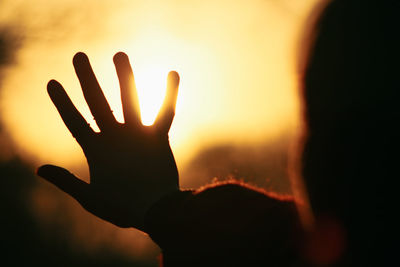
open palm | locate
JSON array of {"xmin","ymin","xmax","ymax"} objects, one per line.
[{"xmin": 38, "ymin": 52, "xmax": 180, "ymax": 231}]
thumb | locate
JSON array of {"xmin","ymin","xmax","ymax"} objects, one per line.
[{"xmin": 37, "ymin": 164, "xmax": 89, "ymax": 204}]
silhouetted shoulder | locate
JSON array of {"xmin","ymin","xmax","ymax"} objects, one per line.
[{"xmin": 145, "ymin": 181, "xmax": 301, "ymax": 266}]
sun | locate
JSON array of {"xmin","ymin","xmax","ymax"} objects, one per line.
[{"xmin": 133, "ymin": 64, "xmax": 170, "ymax": 126}]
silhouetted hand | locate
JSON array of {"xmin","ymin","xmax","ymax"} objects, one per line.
[{"xmin": 37, "ymin": 52, "xmax": 180, "ymax": 231}]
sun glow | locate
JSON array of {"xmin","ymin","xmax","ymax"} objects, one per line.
[
  {"xmin": 134, "ymin": 64, "xmax": 170, "ymax": 126},
  {"xmin": 0, "ymin": 0, "xmax": 319, "ymax": 173},
  {"xmin": 0, "ymin": 0, "xmax": 320, "ymax": 263}
]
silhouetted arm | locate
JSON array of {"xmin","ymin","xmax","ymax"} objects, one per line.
[{"xmin": 37, "ymin": 52, "xmax": 180, "ymax": 231}]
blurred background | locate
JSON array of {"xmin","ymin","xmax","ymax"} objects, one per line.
[{"xmin": 0, "ymin": 0, "xmax": 318, "ymax": 265}]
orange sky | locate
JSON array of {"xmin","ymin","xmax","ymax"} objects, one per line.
[{"xmin": 0, "ymin": 0, "xmax": 319, "ymax": 179}]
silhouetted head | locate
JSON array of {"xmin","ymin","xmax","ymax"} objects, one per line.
[{"xmin": 300, "ymin": 0, "xmax": 400, "ymax": 265}]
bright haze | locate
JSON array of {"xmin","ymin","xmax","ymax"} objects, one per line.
[
  {"xmin": 0, "ymin": 0, "xmax": 317, "ymax": 177},
  {"xmin": 0, "ymin": 0, "xmax": 320, "ymax": 264}
]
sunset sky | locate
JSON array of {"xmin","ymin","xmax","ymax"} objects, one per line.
[
  {"xmin": 0, "ymin": 0, "xmax": 318, "ymax": 178},
  {"xmin": 0, "ymin": 0, "xmax": 321, "ymax": 264}
]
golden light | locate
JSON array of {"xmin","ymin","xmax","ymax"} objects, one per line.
[
  {"xmin": 0, "ymin": 0, "xmax": 322, "ymax": 263},
  {"xmin": 0, "ymin": 0, "xmax": 320, "ymax": 174},
  {"xmin": 134, "ymin": 64, "xmax": 170, "ymax": 126}
]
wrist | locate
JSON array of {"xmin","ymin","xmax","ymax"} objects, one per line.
[{"xmin": 143, "ymin": 189, "xmax": 193, "ymax": 238}]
